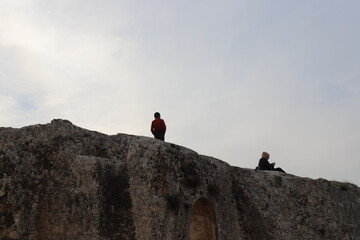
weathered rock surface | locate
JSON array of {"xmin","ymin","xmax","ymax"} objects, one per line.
[{"xmin": 1, "ymin": 119, "xmax": 359, "ymax": 240}]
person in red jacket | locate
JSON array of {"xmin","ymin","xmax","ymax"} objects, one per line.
[{"xmin": 151, "ymin": 112, "xmax": 166, "ymax": 141}]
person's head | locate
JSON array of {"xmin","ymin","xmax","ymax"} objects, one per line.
[
  {"xmin": 262, "ymin": 152, "xmax": 270, "ymax": 159},
  {"xmin": 154, "ymin": 112, "xmax": 161, "ymax": 118}
]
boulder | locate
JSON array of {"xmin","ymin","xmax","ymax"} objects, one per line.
[{"xmin": 1, "ymin": 119, "xmax": 359, "ymax": 239}]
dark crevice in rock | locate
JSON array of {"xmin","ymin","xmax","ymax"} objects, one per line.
[
  {"xmin": 97, "ymin": 162, "xmax": 136, "ymax": 240},
  {"xmin": 231, "ymin": 176, "xmax": 274, "ymax": 240}
]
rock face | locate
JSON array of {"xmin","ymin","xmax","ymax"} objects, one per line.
[{"xmin": 1, "ymin": 119, "xmax": 359, "ymax": 240}]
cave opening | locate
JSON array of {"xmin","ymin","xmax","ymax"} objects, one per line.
[{"xmin": 189, "ymin": 197, "xmax": 218, "ymax": 240}]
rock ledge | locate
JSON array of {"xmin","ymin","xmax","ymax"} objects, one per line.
[{"xmin": 1, "ymin": 119, "xmax": 359, "ymax": 240}]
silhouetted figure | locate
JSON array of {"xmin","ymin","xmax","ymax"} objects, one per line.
[
  {"xmin": 151, "ymin": 112, "xmax": 166, "ymax": 141},
  {"xmin": 256, "ymin": 152, "xmax": 286, "ymax": 173}
]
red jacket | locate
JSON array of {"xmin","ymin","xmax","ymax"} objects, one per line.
[{"xmin": 151, "ymin": 118, "xmax": 166, "ymax": 134}]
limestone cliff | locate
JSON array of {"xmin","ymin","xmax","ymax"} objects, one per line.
[{"xmin": 1, "ymin": 119, "xmax": 359, "ymax": 240}]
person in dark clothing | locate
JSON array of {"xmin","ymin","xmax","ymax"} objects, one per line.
[
  {"xmin": 257, "ymin": 152, "xmax": 286, "ymax": 173},
  {"xmin": 151, "ymin": 112, "xmax": 166, "ymax": 141}
]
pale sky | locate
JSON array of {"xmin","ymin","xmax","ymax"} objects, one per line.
[{"xmin": 1, "ymin": 0, "xmax": 360, "ymax": 186}]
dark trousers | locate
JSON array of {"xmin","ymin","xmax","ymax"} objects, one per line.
[
  {"xmin": 154, "ymin": 131, "xmax": 165, "ymax": 141},
  {"xmin": 274, "ymin": 167, "xmax": 286, "ymax": 173}
]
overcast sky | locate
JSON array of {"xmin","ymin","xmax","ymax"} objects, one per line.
[{"xmin": 1, "ymin": 0, "xmax": 360, "ymax": 186}]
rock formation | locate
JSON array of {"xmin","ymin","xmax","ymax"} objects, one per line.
[{"xmin": 1, "ymin": 119, "xmax": 359, "ymax": 240}]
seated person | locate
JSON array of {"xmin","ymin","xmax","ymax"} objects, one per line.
[{"xmin": 256, "ymin": 152, "xmax": 286, "ymax": 173}]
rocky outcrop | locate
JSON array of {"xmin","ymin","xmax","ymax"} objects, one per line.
[{"xmin": 1, "ymin": 119, "xmax": 359, "ymax": 240}]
